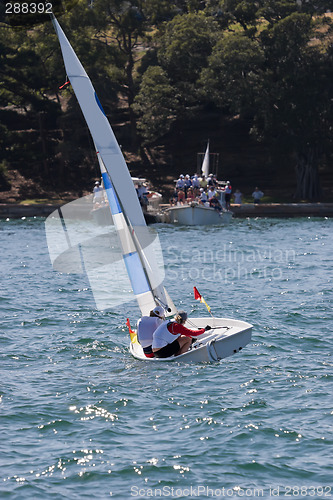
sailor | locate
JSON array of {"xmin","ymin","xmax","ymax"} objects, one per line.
[
  {"xmin": 137, "ymin": 306, "xmax": 165, "ymax": 358},
  {"xmin": 152, "ymin": 310, "xmax": 211, "ymax": 358}
]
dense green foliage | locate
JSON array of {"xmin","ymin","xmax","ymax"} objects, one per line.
[{"xmin": 1, "ymin": 0, "xmax": 332, "ymax": 199}]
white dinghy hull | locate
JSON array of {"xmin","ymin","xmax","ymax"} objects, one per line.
[
  {"xmin": 166, "ymin": 204, "xmax": 232, "ymax": 226},
  {"xmin": 130, "ymin": 317, "xmax": 252, "ymax": 363}
]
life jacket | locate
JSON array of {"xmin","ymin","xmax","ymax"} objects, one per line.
[
  {"xmin": 152, "ymin": 321, "xmax": 180, "ymax": 350},
  {"xmin": 137, "ymin": 316, "xmax": 163, "ymax": 348}
]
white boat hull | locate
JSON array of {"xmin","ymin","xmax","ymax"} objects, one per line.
[
  {"xmin": 166, "ymin": 204, "xmax": 232, "ymax": 225},
  {"xmin": 129, "ymin": 317, "xmax": 252, "ymax": 363}
]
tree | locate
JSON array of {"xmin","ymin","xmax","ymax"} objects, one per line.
[
  {"xmin": 218, "ymin": 0, "xmax": 260, "ymax": 30},
  {"xmin": 0, "ymin": 25, "xmax": 61, "ymax": 182},
  {"xmin": 0, "ymin": 0, "xmax": 118, "ymax": 190},
  {"xmin": 91, "ymin": 0, "xmax": 151, "ymax": 143},
  {"xmin": 253, "ymin": 13, "xmax": 332, "ymax": 200},
  {"xmin": 199, "ymin": 32, "xmax": 264, "ymax": 116},
  {"xmin": 157, "ymin": 12, "xmax": 218, "ymax": 111},
  {"xmin": 257, "ymin": 0, "xmax": 299, "ymax": 24},
  {"xmin": 133, "ymin": 66, "xmax": 178, "ymax": 144}
]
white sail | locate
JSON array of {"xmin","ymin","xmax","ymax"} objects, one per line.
[
  {"xmin": 51, "ymin": 14, "xmax": 176, "ymax": 315},
  {"xmin": 52, "ymin": 16, "xmax": 144, "ymax": 229},
  {"xmin": 202, "ymin": 140, "xmax": 210, "ymax": 177}
]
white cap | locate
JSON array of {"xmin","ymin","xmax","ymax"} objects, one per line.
[{"xmin": 152, "ymin": 306, "xmax": 165, "ymax": 318}]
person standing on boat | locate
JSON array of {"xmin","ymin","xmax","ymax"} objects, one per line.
[
  {"xmin": 184, "ymin": 174, "xmax": 191, "ymax": 197},
  {"xmin": 137, "ymin": 306, "xmax": 165, "ymax": 358},
  {"xmin": 176, "ymin": 175, "xmax": 186, "ymax": 190},
  {"xmin": 225, "ymin": 181, "xmax": 232, "ymax": 210},
  {"xmin": 192, "ymin": 174, "xmax": 200, "ymax": 190},
  {"xmin": 137, "ymin": 183, "xmax": 149, "ymax": 210},
  {"xmin": 152, "ymin": 311, "xmax": 211, "ymax": 358},
  {"xmin": 207, "ymin": 173, "xmax": 216, "ymax": 187},
  {"xmin": 93, "ymin": 181, "xmax": 104, "ymax": 205},
  {"xmin": 199, "ymin": 174, "xmax": 208, "ymax": 190}
]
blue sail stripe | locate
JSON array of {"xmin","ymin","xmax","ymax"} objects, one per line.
[
  {"xmin": 102, "ymin": 172, "xmax": 122, "ymax": 214},
  {"xmin": 123, "ymin": 252, "xmax": 151, "ymax": 295},
  {"xmin": 94, "ymin": 92, "xmax": 106, "ymax": 117}
]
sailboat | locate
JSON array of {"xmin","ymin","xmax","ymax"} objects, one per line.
[
  {"xmin": 165, "ymin": 141, "xmax": 233, "ymax": 226},
  {"xmin": 49, "ymin": 15, "xmax": 252, "ymax": 362}
]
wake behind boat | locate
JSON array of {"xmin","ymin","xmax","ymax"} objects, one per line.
[{"xmin": 50, "ymin": 15, "xmax": 252, "ymax": 363}]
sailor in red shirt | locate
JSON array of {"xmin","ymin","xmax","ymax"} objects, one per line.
[{"xmin": 152, "ymin": 310, "xmax": 211, "ymax": 358}]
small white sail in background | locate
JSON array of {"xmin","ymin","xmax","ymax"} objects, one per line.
[{"xmin": 202, "ymin": 140, "xmax": 210, "ymax": 177}]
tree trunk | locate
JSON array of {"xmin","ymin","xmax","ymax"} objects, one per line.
[
  {"xmin": 126, "ymin": 49, "xmax": 138, "ymax": 147},
  {"xmin": 294, "ymin": 149, "xmax": 322, "ymax": 201}
]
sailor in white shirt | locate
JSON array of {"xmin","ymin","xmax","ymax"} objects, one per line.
[{"xmin": 137, "ymin": 306, "xmax": 165, "ymax": 358}]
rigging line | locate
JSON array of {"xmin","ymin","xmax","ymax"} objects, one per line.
[{"xmin": 186, "ymin": 318, "xmax": 199, "ymax": 329}]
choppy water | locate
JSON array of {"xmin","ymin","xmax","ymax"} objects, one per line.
[{"xmin": 0, "ymin": 216, "xmax": 332, "ymax": 499}]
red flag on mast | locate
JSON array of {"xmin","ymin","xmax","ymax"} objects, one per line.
[
  {"xmin": 126, "ymin": 318, "xmax": 138, "ymax": 344},
  {"xmin": 193, "ymin": 287, "xmax": 211, "ymax": 313}
]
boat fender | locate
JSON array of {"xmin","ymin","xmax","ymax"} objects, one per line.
[{"xmin": 207, "ymin": 340, "xmax": 219, "ymax": 362}]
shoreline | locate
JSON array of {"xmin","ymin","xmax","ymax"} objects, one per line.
[{"xmin": 1, "ymin": 202, "xmax": 333, "ymax": 220}]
